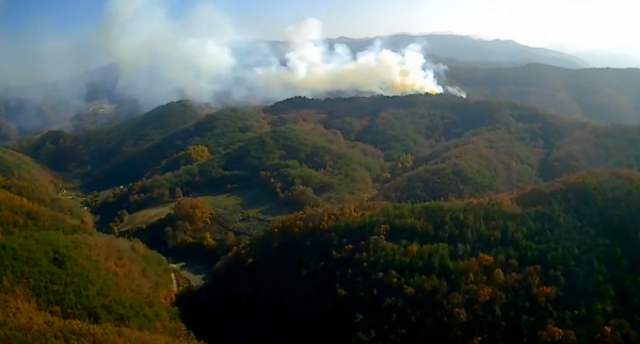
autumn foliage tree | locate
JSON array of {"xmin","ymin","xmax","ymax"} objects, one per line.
[
  {"xmin": 172, "ymin": 198, "xmax": 214, "ymax": 234},
  {"xmin": 185, "ymin": 145, "xmax": 212, "ymax": 163}
]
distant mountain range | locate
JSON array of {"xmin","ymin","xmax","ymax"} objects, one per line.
[
  {"xmin": 262, "ymin": 33, "xmax": 590, "ymax": 69},
  {"xmin": 446, "ymin": 63, "xmax": 640, "ymax": 124},
  {"xmin": 550, "ymin": 48, "xmax": 640, "ymax": 69},
  {"xmin": 2, "ymin": 33, "xmax": 640, "ymax": 142}
]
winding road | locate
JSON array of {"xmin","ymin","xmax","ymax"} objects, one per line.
[
  {"xmin": 58, "ymin": 185, "xmax": 77, "ymax": 199},
  {"xmin": 58, "ymin": 185, "xmax": 89, "ymax": 209}
]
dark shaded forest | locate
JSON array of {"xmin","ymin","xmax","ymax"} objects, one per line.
[{"xmin": 180, "ymin": 170, "xmax": 640, "ymax": 344}]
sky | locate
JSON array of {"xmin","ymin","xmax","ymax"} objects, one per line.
[{"xmin": 1, "ymin": 0, "xmax": 638, "ymax": 57}]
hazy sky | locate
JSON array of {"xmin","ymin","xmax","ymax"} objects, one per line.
[{"xmin": 1, "ymin": 0, "xmax": 638, "ymax": 57}]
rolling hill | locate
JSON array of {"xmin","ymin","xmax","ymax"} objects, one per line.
[
  {"xmin": 18, "ymin": 94, "xmax": 640, "ymax": 229},
  {"xmin": 6, "ymin": 91, "xmax": 640, "ymax": 343},
  {"xmin": 447, "ymin": 63, "xmax": 640, "ymax": 124}
]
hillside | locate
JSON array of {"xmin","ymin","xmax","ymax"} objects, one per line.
[
  {"xmin": 0, "ymin": 33, "xmax": 588, "ymax": 142},
  {"xmin": 0, "ymin": 147, "xmax": 93, "ymax": 234},
  {"xmin": 20, "ymin": 99, "xmax": 204, "ymax": 178},
  {"xmin": 265, "ymin": 96, "xmax": 640, "ymax": 201},
  {"xmin": 0, "ymin": 232, "xmax": 202, "ymax": 343},
  {"xmin": 6, "ymin": 93, "xmax": 640, "ymax": 343},
  {"xmin": 448, "ymin": 63, "xmax": 640, "ymax": 124},
  {"xmin": 0, "ymin": 149, "xmax": 201, "ymax": 343},
  {"xmin": 179, "ymin": 170, "xmax": 640, "ymax": 344},
  {"xmin": 20, "ymin": 94, "xmax": 640, "ymax": 218},
  {"xmin": 14, "ymin": 93, "xmax": 640, "ymax": 280}
]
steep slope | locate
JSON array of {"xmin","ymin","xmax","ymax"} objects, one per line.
[
  {"xmin": 448, "ymin": 63, "xmax": 640, "ymax": 124},
  {"xmin": 0, "ymin": 232, "xmax": 201, "ymax": 343},
  {"xmin": 0, "ymin": 147, "xmax": 93, "ymax": 234},
  {"xmin": 0, "ymin": 148, "xmax": 201, "ymax": 343},
  {"xmin": 181, "ymin": 170, "xmax": 640, "ymax": 344}
]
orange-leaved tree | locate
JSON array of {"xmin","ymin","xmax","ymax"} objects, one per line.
[{"xmin": 172, "ymin": 198, "xmax": 214, "ymax": 234}]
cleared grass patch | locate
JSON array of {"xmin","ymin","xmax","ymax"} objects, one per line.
[
  {"xmin": 200, "ymin": 195, "xmax": 243, "ymax": 212},
  {"xmin": 119, "ymin": 203, "xmax": 175, "ymax": 231}
]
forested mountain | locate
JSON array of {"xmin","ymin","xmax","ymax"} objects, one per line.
[
  {"xmin": 0, "ymin": 147, "xmax": 93, "ymax": 234},
  {"xmin": 0, "ymin": 148, "xmax": 202, "ymax": 343},
  {"xmin": 447, "ymin": 64, "xmax": 640, "ymax": 124},
  {"xmin": 22, "ymin": 94, "xmax": 640, "ymax": 213},
  {"xmin": 6, "ymin": 93, "xmax": 640, "ymax": 343},
  {"xmin": 180, "ymin": 170, "xmax": 640, "ymax": 344},
  {"xmin": 2, "ymin": 34, "xmax": 637, "ymax": 142}
]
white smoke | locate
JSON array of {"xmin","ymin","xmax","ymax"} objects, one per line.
[
  {"xmin": 251, "ymin": 18, "xmax": 448, "ymax": 99},
  {"xmin": 445, "ymin": 86, "xmax": 468, "ymax": 98},
  {"xmin": 0, "ymin": 0, "xmax": 465, "ymax": 134},
  {"xmin": 100, "ymin": 0, "xmax": 464, "ymax": 108},
  {"xmin": 101, "ymin": 0, "xmax": 237, "ymax": 108}
]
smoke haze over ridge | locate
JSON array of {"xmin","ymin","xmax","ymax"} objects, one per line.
[
  {"xmin": 0, "ymin": 0, "xmax": 467, "ymax": 140},
  {"xmin": 101, "ymin": 0, "xmax": 464, "ymax": 108},
  {"xmin": 1, "ymin": 0, "xmax": 463, "ymax": 114}
]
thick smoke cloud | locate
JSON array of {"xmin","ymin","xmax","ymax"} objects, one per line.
[
  {"xmin": 101, "ymin": 0, "xmax": 238, "ymax": 108},
  {"xmin": 251, "ymin": 18, "xmax": 449, "ymax": 99},
  {"xmin": 102, "ymin": 0, "xmax": 464, "ymax": 109},
  {"xmin": 1, "ymin": 0, "xmax": 465, "ymax": 135}
]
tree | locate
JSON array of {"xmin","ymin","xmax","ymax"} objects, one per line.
[
  {"xmin": 172, "ymin": 198, "xmax": 214, "ymax": 234},
  {"xmin": 185, "ymin": 145, "xmax": 212, "ymax": 163},
  {"xmin": 396, "ymin": 153, "xmax": 414, "ymax": 170},
  {"xmin": 202, "ymin": 232, "xmax": 217, "ymax": 250}
]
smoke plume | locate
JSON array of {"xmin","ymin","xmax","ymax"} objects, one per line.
[
  {"xmin": 251, "ymin": 19, "xmax": 449, "ymax": 99},
  {"xmin": 0, "ymin": 0, "xmax": 465, "ymax": 135},
  {"xmin": 100, "ymin": 0, "xmax": 463, "ymax": 108}
]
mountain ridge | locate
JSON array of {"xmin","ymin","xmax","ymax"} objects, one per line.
[
  {"xmin": 4, "ymin": 90, "xmax": 640, "ymax": 343},
  {"xmin": 262, "ymin": 33, "xmax": 588, "ymax": 69},
  {"xmin": 447, "ymin": 63, "xmax": 640, "ymax": 124}
]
